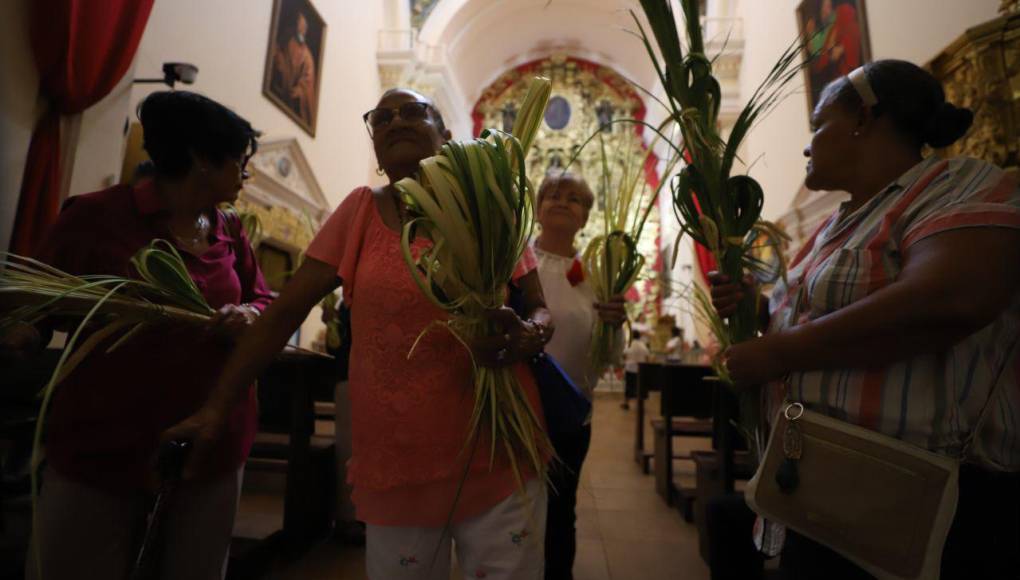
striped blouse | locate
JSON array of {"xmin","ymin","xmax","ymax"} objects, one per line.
[{"xmin": 768, "ymin": 156, "xmax": 1020, "ymax": 470}]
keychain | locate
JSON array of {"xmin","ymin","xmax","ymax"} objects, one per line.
[{"xmin": 776, "ymin": 402, "xmax": 804, "ymax": 494}]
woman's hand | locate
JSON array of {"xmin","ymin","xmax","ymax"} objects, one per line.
[
  {"xmin": 707, "ymin": 271, "xmax": 757, "ymax": 317},
  {"xmin": 594, "ymin": 294, "xmax": 627, "ymax": 326},
  {"xmin": 469, "ymin": 307, "xmax": 547, "ymax": 368},
  {"xmin": 159, "ymin": 398, "xmax": 231, "ymax": 480},
  {"xmin": 208, "ymin": 304, "xmax": 259, "ymax": 341},
  {"xmin": 722, "ymin": 334, "xmax": 790, "ymax": 388}
]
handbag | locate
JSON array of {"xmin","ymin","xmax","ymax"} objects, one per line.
[
  {"xmin": 530, "ymin": 350, "xmax": 592, "ymax": 435},
  {"xmin": 745, "ymin": 403, "xmax": 959, "ymax": 580},
  {"xmin": 507, "ymin": 283, "xmax": 592, "ymax": 435},
  {"xmin": 745, "ymin": 368, "xmax": 1008, "ymax": 580}
]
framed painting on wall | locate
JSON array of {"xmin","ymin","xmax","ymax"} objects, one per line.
[
  {"xmin": 263, "ymin": 0, "xmax": 326, "ymax": 136},
  {"xmin": 796, "ymin": 0, "xmax": 872, "ymax": 116}
]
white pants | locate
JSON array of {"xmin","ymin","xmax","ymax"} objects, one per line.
[
  {"xmin": 26, "ymin": 466, "xmax": 242, "ymax": 580},
  {"xmin": 366, "ymin": 479, "xmax": 547, "ymax": 580}
]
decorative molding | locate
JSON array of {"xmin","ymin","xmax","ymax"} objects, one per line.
[
  {"xmin": 237, "ymin": 138, "xmax": 329, "ymax": 254},
  {"xmin": 375, "ymin": 29, "xmax": 472, "ymax": 138},
  {"xmin": 928, "ymin": 13, "xmax": 1019, "ymax": 171}
]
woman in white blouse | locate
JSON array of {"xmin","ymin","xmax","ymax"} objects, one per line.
[{"xmin": 533, "ymin": 171, "xmax": 625, "ymax": 579}]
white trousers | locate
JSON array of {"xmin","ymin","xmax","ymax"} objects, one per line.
[
  {"xmin": 26, "ymin": 466, "xmax": 242, "ymax": 580},
  {"xmin": 366, "ymin": 479, "xmax": 547, "ymax": 580}
]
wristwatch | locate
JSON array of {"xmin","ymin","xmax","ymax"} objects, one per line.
[{"xmin": 530, "ymin": 320, "xmax": 550, "ymax": 345}]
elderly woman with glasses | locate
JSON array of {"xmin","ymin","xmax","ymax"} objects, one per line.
[
  {"xmin": 164, "ymin": 88, "xmax": 554, "ymax": 579},
  {"xmin": 530, "ymin": 171, "xmax": 626, "ymax": 580},
  {"xmin": 19, "ymin": 91, "xmax": 272, "ymax": 580}
]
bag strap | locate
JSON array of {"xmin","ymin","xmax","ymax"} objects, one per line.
[{"xmin": 959, "ymin": 333, "xmax": 1020, "ymax": 461}]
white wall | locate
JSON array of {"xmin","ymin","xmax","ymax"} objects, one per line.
[
  {"xmin": 0, "ymin": 0, "xmax": 40, "ymax": 253},
  {"xmin": 3, "ymin": 0, "xmax": 387, "ymax": 252},
  {"xmin": 128, "ymin": 0, "xmax": 385, "ymax": 209},
  {"xmin": 67, "ymin": 67, "xmax": 138, "ymax": 198},
  {"xmin": 738, "ymin": 0, "xmax": 1003, "ymax": 221}
]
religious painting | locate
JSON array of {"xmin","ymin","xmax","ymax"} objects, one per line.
[
  {"xmin": 796, "ymin": 0, "xmax": 872, "ymax": 115},
  {"xmin": 263, "ymin": 0, "xmax": 326, "ymax": 136}
]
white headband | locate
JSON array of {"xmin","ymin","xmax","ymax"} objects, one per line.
[{"xmin": 847, "ymin": 67, "xmax": 878, "ymax": 107}]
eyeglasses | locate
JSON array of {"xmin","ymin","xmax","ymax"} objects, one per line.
[
  {"xmin": 362, "ymin": 102, "xmax": 431, "ymax": 137},
  {"xmin": 236, "ymin": 154, "xmax": 253, "ymax": 181}
]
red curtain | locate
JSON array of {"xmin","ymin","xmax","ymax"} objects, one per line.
[{"xmin": 10, "ymin": 0, "xmax": 154, "ymax": 255}]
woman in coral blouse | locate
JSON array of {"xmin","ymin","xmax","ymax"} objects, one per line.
[{"xmin": 165, "ymin": 88, "xmax": 555, "ymax": 579}]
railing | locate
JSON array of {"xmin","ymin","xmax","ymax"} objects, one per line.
[{"xmin": 377, "ymin": 29, "xmax": 448, "ymax": 67}]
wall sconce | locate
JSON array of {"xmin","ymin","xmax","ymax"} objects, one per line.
[{"xmin": 133, "ymin": 62, "xmax": 199, "ymax": 88}]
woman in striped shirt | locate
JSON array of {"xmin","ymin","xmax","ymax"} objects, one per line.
[{"xmin": 711, "ymin": 59, "xmax": 1020, "ymax": 578}]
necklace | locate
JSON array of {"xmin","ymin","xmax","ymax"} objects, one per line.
[
  {"xmin": 388, "ymin": 189, "xmax": 411, "ymax": 227},
  {"xmin": 169, "ymin": 213, "xmax": 211, "ymax": 247}
]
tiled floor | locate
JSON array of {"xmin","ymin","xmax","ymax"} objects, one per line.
[{"xmin": 237, "ymin": 391, "xmax": 712, "ymax": 579}]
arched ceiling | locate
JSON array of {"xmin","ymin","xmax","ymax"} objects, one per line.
[{"xmin": 418, "ymin": 0, "xmax": 663, "ymax": 106}]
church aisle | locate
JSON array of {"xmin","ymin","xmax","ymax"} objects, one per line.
[{"xmin": 271, "ymin": 391, "xmax": 710, "ymax": 580}]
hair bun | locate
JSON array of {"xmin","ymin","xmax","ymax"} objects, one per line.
[{"xmin": 925, "ymin": 102, "xmax": 974, "ymax": 148}]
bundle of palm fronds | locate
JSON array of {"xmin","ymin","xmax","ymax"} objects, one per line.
[
  {"xmin": 582, "ymin": 133, "xmax": 682, "ymax": 376},
  {"xmin": 632, "ymin": 0, "xmax": 804, "ymax": 455},
  {"xmin": 395, "ymin": 77, "xmax": 552, "ymax": 493},
  {"xmin": 1, "ymin": 240, "xmax": 215, "ymax": 576}
]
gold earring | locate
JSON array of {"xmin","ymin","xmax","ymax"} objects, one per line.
[{"xmin": 376, "ymin": 166, "xmax": 386, "ymax": 176}]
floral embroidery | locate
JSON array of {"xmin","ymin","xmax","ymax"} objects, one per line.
[
  {"xmin": 566, "ymin": 258, "xmax": 584, "ymax": 287},
  {"xmin": 399, "ymin": 555, "xmax": 418, "ymax": 567},
  {"xmin": 509, "ymin": 529, "xmax": 530, "ymax": 546}
]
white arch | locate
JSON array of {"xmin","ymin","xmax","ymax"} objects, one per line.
[{"xmin": 418, "ymin": 0, "xmax": 659, "ymax": 103}]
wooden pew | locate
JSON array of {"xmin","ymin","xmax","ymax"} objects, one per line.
[
  {"xmin": 652, "ymin": 364, "xmax": 714, "ymax": 520},
  {"xmin": 693, "ymin": 384, "xmax": 756, "ymax": 563},
  {"xmin": 633, "ymin": 362, "xmax": 658, "ymax": 472}
]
